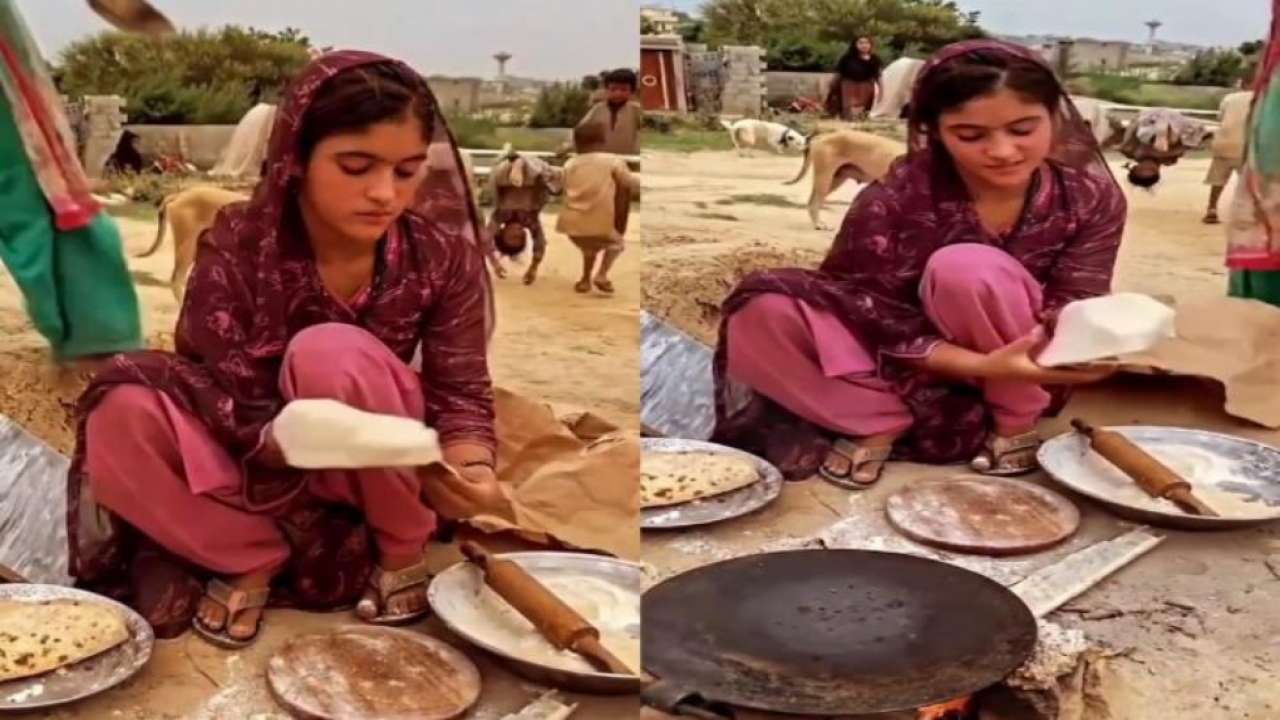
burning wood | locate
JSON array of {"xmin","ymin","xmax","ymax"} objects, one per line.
[{"xmin": 918, "ymin": 695, "xmax": 975, "ymax": 720}]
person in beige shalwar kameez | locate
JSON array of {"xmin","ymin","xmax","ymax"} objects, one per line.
[{"xmin": 555, "ymin": 122, "xmax": 639, "ymax": 294}]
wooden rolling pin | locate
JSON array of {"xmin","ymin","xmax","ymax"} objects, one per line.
[
  {"xmin": 459, "ymin": 542, "xmax": 633, "ymax": 676},
  {"xmin": 1071, "ymin": 420, "xmax": 1219, "ymax": 517}
]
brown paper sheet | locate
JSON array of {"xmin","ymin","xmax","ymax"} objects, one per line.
[
  {"xmin": 1121, "ymin": 297, "xmax": 1280, "ymax": 429},
  {"xmin": 461, "ymin": 388, "xmax": 640, "ymax": 560}
]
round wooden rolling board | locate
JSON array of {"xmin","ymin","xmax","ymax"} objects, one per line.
[
  {"xmin": 885, "ymin": 476, "xmax": 1081, "ymax": 556},
  {"xmin": 266, "ymin": 626, "xmax": 481, "ymax": 720}
]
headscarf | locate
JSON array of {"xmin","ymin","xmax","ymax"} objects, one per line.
[
  {"xmin": 1226, "ymin": 0, "xmax": 1280, "ymax": 270},
  {"xmin": 0, "ymin": 0, "xmax": 100, "ymax": 229},
  {"xmin": 243, "ymin": 50, "xmax": 493, "ymax": 340},
  {"xmin": 711, "ymin": 40, "xmax": 1125, "ymax": 476}
]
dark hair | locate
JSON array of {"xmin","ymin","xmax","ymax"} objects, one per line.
[
  {"xmin": 573, "ymin": 121, "xmax": 606, "ymax": 152},
  {"xmin": 604, "ymin": 68, "xmax": 638, "ymax": 91},
  {"xmin": 912, "ymin": 51, "xmax": 1062, "ymax": 133},
  {"xmin": 297, "ymin": 62, "xmax": 435, "ymax": 162},
  {"xmin": 1127, "ymin": 162, "xmax": 1161, "ymax": 188},
  {"xmin": 495, "ymin": 222, "xmax": 527, "ymax": 255}
]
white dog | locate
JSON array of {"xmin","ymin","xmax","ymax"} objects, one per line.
[{"xmin": 720, "ymin": 118, "xmax": 808, "ymax": 156}]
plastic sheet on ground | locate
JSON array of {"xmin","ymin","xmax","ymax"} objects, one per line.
[
  {"xmin": 0, "ymin": 414, "xmax": 71, "ymax": 585},
  {"xmin": 641, "ymin": 311, "xmax": 715, "ymax": 440}
]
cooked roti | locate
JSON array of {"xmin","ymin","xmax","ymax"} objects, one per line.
[
  {"xmin": 0, "ymin": 600, "xmax": 130, "ymax": 682},
  {"xmin": 642, "ymin": 451, "xmax": 760, "ymax": 508}
]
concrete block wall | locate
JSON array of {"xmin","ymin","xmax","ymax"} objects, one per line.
[
  {"xmin": 719, "ymin": 45, "xmax": 767, "ymax": 117},
  {"xmin": 80, "ymin": 96, "xmax": 126, "ymax": 179}
]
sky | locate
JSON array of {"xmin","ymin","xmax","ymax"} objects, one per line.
[
  {"xmin": 17, "ymin": 0, "xmax": 639, "ymax": 80},
  {"xmin": 661, "ymin": 0, "xmax": 1268, "ymax": 48}
]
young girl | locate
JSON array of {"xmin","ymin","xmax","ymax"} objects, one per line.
[
  {"xmin": 714, "ymin": 40, "xmax": 1126, "ymax": 487},
  {"xmin": 830, "ymin": 36, "xmax": 884, "ymax": 120},
  {"xmin": 68, "ymin": 52, "xmax": 503, "ymax": 646}
]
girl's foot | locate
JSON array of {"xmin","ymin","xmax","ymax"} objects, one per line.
[
  {"xmin": 819, "ymin": 437, "xmax": 893, "ymax": 489},
  {"xmin": 1202, "ymin": 210, "xmax": 1220, "ymax": 224},
  {"xmin": 971, "ymin": 430, "xmax": 1041, "ymax": 476},
  {"xmin": 593, "ymin": 277, "xmax": 615, "ymax": 294},
  {"xmin": 355, "ymin": 553, "xmax": 433, "ymax": 625},
  {"xmin": 574, "ymin": 279, "xmax": 592, "ymax": 293},
  {"xmin": 192, "ymin": 566, "xmax": 278, "ymax": 648}
]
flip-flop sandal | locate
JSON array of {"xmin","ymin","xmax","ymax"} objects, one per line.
[
  {"xmin": 574, "ymin": 280, "xmax": 592, "ymax": 293},
  {"xmin": 593, "ymin": 279, "xmax": 615, "ymax": 294},
  {"xmin": 1203, "ymin": 212, "xmax": 1220, "ymax": 224},
  {"xmin": 970, "ymin": 430, "xmax": 1041, "ymax": 476},
  {"xmin": 358, "ymin": 558, "xmax": 433, "ymax": 625},
  {"xmin": 818, "ymin": 438, "xmax": 892, "ymax": 490},
  {"xmin": 191, "ymin": 579, "xmax": 270, "ymax": 649}
]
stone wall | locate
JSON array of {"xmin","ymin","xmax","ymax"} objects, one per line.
[
  {"xmin": 685, "ymin": 50, "xmax": 724, "ymax": 114},
  {"xmin": 78, "ymin": 96, "xmax": 126, "ymax": 179},
  {"xmin": 764, "ymin": 71, "xmax": 833, "ymax": 105},
  {"xmin": 719, "ymin": 46, "xmax": 767, "ymax": 117},
  {"xmin": 126, "ymin": 125, "xmax": 238, "ymax": 170}
]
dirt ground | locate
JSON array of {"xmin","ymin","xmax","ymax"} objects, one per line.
[
  {"xmin": 640, "ymin": 149, "xmax": 1279, "ymax": 720},
  {"xmin": 0, "ymin": 209, "xmax": 639, "ymax": 718}
]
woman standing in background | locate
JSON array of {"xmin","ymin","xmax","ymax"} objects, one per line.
[{"xmin": 828, "ymin": 36, "xmax": 884, "ymax": 120}]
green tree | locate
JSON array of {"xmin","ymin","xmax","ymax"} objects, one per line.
[
  {"xmin": 1172, "ymin": 49, "xmax": 1248, "ymax": 87},
  {"xmin": 56, "ymin": 26, "xmax": 312, "ymax": 124},
  {"xmin": 528, "ymin": 83, "xmax": 592, "ymax": 128},
  {"xmin": 701, "ymin": 0, "xmax": 984, "ymax": 71}
]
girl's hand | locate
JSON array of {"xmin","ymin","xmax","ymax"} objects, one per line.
[
  {"xmin": 424, "ymin": 464, "xmax": 511, "ymax": 520},
  {"xmin": 981, "ymin": 328, "xmax": 1117, "ymax": 386}
]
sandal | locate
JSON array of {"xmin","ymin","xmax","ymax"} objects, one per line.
[
  {"xmin": 593, "ymin": 278, "xmax": 615, "ymax": 294},
  {"xmin": 970, "ymin": 430, "xmax": 1041, "ymax": 476},
  {"xmin": 191, "ymin": 579, "xmax": 270, "ymax": 649},
  {"xmin": 1202, "ymin": 210, "xmax": 1220, "ymax": 225},
  {"xmin": 357, "ymin": 558, "xmax": 433, "ymax": 625},
  {"xmin": 574, "ymin": 279, "xmax": 592, "ymax": 293},
  {"xmin": 818, "ymin": 438, "xmax": 892, "ymax": 489}
]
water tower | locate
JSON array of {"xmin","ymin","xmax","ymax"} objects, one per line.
[
  {"xmin": 493, "ymin": 52, "xmax": 512, "ymax": 81},
  {"xmin": 1145, "ymin": 20, "xmax": 1163, "ymax": 52}
]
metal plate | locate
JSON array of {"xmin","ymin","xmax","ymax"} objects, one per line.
[
  {"xmin": 642, "ymin": 550, "xmax": 1037, "ymax": 716},
  {"xmin": 1039, "ymin": 425, "xmax": 1280, "ymax": 530},
  {"xmin": 641, "ymin": 439, "xmax": 783, "ymax": 530},
  {"xmin": 427, "ymin": 552, "xmax": 641, "ymax": 695},
  {"xmin": 0, "ymin": 585, "xmax": 154, "ymax": 711}
]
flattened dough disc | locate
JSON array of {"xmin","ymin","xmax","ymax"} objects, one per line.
[
  {"xmin": 886, "ymin": 477, "xmax": 1080, "ymax": 556},
  {"xmin": 267, "ymin": 626, "xmax": 480, "ymax": 720}
]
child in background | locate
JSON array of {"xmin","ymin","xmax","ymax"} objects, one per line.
[
  {"xmin": 485, "ymin": 147, "xmax": 562, "ymax": 284},
  {"xmin": 556, "ymin": 122, "xmax": 639, "ymax": 294},
  {"xmin": 574, "ymin": 68, "xmax": 641, "ymax": 156}
]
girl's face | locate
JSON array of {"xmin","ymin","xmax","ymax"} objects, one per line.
[
  {"xmin": 856, "ymin": 38, "xmax": 873, "ymax": 54},
  {"xmin": 299, "ymin": 113, "xmax": 428, "ymax": 247},
  {"xmin": 936, "ymin": 87, "xmax": 1054, "ymax": 192}
]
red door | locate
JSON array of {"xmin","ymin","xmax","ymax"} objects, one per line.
[{"xmin": 640, "ymin": 49, "xmax": 668, "ymax": 110}]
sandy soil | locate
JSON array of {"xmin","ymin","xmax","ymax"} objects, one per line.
[
  {"xmin": 0, "ymin": 209, "xmax": 638, "ymax": 718},
  {"xmin": 640, "ymin": 149, "xmax": 1279, "ymax": 719}
]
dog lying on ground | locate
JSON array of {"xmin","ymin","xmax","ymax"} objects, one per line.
[
  {"xmin": 783, "ymin": 129, "xmax": 907, "ymax": 230},
  {"xmin": 720, "ymin": 118, "xmax": 808, "ymax": 156},
  {"xmin": 137, "ymin": 186, "xmax": 247, "ymax": 302}
]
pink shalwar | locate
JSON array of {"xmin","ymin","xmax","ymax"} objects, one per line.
[
  {"xmin": 726, "ymin": 244, "xmax": 1051, "ymax": 438},
  {"xmin": 83, "ymin": 323, "xmax": 436, "ymax": 577}
]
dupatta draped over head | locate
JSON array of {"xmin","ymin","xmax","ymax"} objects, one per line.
[
  {"xmin": 711, "ymin": 40, "xmax": 1126, "ymax": 478},
  {"xmin": 67, "ymin": 51, "xmax": 494, "ymax": 599}
]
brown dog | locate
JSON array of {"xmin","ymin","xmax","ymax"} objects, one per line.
[
  {"xmin": 783, "ymin": 129, "xmax": 906, "ymax": 230},
  {"xmin": 137, "ymin": 186, "xmax": 247, "ymax": 302}
]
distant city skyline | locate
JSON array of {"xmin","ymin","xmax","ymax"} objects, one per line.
[
  {"xmin": 17, "ymin": 1, "xmax": 639, "ymax": 81},
  {"xmin": 656, "ymin": 0, "xmax": 1266, "ymax": 48}
]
